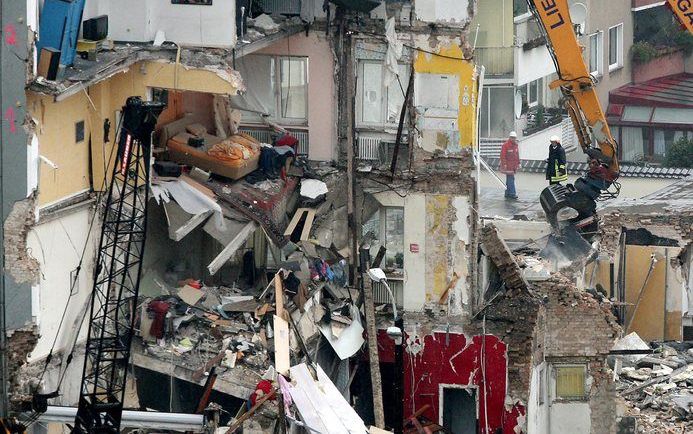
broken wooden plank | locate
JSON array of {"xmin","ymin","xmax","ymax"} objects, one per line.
[
  {"xmin": 284, "ymin": 208, "xmax": 316, "ymax": 242},
  {"xmin": 274, "ymin": 272, "xmax": 285, "ymax": 318},
  {"xmin": 300, "ymin": 209, "xmax": 316, "ymax": 241},
  {"xmin": 273, "ymin": 315, "xmax": 290, "ymax": 376},
  {"xmin": 284, "ymin": 208, "xmax": 307, "ymax": 237}
]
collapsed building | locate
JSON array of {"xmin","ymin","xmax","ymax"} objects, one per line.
[{"xmin": 0, "ymin": 0, "xmax": 691, "ymax": 433}]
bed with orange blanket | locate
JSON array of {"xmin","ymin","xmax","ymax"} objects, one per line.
[{"xmin": 166, "ymin": 124, "xmax": 261, "ymax": 180}]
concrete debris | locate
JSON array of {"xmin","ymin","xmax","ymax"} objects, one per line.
[
  {"xmin": 612, "ymin": 332, "xmax": 651, "ymax": 365},
  {"xmin": 300, "ymin": 179, "xmax": 329, "ymax": 200},
  {"xmin": 249, "ymin": 14, "xmax": 280, "ymax": 34},
  {"xmin": 614, "ymin": 339, "xmax": 693, "ymax": 431}
]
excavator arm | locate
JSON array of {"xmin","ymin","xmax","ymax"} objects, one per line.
[
  {"xmin": 667, "ymin": 0, "xmax": 693, "ymax": 35},
  {"xmin": 525, "ymin": 0, "xmax": 623, "ymax": 257},
  {"xmin": 528, "ymin": 0, "xmax": 619, "ymax": 176}
]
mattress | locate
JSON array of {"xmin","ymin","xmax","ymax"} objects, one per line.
[{"xmin": 167, "ymin": 132, "xmax": 260, "ymax": 180}]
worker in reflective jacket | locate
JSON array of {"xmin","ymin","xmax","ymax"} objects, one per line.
[{"xmin": 546, "ymin": 135, "xmax": 568, "ymax": 185}]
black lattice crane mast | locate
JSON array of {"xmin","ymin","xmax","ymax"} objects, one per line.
[{"xmin": 72, "ymin": 97, "xmax": 164, "ymax": 434}]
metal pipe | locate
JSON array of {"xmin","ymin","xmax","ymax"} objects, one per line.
[{"xmin": 38, "ymin": 406, "xmax": 205, "ymax": 431}]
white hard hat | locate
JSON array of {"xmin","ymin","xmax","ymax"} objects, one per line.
[
  {"xmin": 550, "ymin": 135, "xmax": 561, "ymax": 143},
  {"xmin": 509, "ymin": 131, "xmax": 517, "ymax": 138}
]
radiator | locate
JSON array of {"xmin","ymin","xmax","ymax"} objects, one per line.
[
  {"xmin": 238, "ymin": 127, "xmax": 309, "ymax": 156},
  {"xmin": 257, "ymin": 0, "xmax": 301, "ymax": 15},
  {"xmin": 372, "ymin": 279, "xmax": 404, "ymax": 307},
  {"xmin": 358, "ymin": 135, "xmax": 381, "ymax": 160}
]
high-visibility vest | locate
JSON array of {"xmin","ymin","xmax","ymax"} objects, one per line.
[{"xmin": 551, "ymin": 160, "xmax": 568, "ymax": 182}]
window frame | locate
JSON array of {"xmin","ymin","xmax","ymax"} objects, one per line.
[
  {"xmin": 356, "ymin": 60, "xmax": 410, "ymax": 128},
  {"xmin": 480, "ymin": 84, "xmax": 515, "ymax": 139},
  {"xmin": 608, "ymin": 23, "xmax": 624, "ymax": 72},
  {"xmin": 276, "ymin": 55, "xmax": 309, "ymax": 124},
  {"xmin": 238, "ymin": 54, "xmax": 309, "ymax": 126},
  {"xmin": 552, "ymin": 363, "xmax": 588, "ymax": 402},
  {"xmin": 588, "ymin": 31, "xmax": 603, "ymax": 76},
  {"xmin": 362, "ymin": 205, "xmax": 405, "ymax": 273},
  {"xmin": 523, "ymin": 78, "xmax": 540, "ymax": 107}
]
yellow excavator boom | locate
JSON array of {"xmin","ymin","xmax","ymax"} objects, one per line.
[
  {"xmin": 527, "ymin": 0, "xmax": 619, "ymax": 176},
  {"xmin": 667, "ymin": 0, "xmax": 693, "ymax": 34}
]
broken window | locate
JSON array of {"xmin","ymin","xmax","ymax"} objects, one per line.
[
  {"xmin": 237, "ymin": 54, "xmax": 308, "ymax": 124},
  {"xmin": 363, "ymin": 207, "xmax": 404, "ymax": 271},
  {"xmin": 553, "ymin": 364, "xmax": 587, "ymax": 400},
  {"xmin": 357, "ymin": 61, "xmax": 410, "ymax": 126}
]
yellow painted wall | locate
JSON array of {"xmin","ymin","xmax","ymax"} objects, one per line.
[
  {"xmin": 29, "ymin": 92, "xmax": 92, "ymax": 206},
  {"xmin": 31, "ymin": 60, "xmax": 240, "ymax": 204},
  {"xmin": 585, "ymin": 257, "xmax": 614, "ymax": 297},
  {"xmin": 624, "ymin": 245, "xmax": 682, "ymax": 341},
  {"xmin": 413, "ymin": 45, "xmax": 478, "ymax": 149}
]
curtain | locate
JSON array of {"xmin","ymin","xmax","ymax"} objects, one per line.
[{"xmin": 621, "ymin": 127, "xmax": 646, "ymax": 162}]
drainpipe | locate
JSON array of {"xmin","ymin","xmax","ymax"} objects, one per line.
[
  {"xmin": 0, "ymin": 2, "xmax": 8, "ymax": 418},
  {"xmin": 393, "ymin": 315, "xmax": 404, "ymax": 434}
]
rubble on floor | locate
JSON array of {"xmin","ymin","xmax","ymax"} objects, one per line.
[
  {"xmin": 612, "ymin": 334, "xmax": 693, "ymax": 432},
  {"xmin": 134, "ymin": 119, "xmax": 369, "ymax": 430}
]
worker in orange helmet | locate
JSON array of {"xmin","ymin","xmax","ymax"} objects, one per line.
[{"xmin": 500, "ymin": 131, "xmax": 520, "ymax": 199}]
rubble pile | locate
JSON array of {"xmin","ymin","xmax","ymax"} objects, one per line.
[{"xmin": 612, "ymin": 333, "xmax": 693, "ymax": 432}]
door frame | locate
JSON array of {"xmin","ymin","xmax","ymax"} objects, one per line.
[{"xmin": 438, "ymin": 384, "xmax": 479, "ymax": 429}]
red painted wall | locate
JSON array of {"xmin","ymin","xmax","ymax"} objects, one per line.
[{"xmin": 378, "ymin": 331, "xmax": 525, "ymax": 434}]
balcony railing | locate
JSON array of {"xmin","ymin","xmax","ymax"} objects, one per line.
[{"xmin": 474, "ymin": 47, "xmax": 514, "ymax": 76}]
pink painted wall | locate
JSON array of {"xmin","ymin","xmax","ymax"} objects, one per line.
[
  {"xmin": 256, "ymin": 32, "xmax": 336, "ymax": 162},
  {"xmin": 633, "ymin": 51, "xmax": 685, "ymax": 83},
  {"xmin": 379, "ymin": 331, "xmax": 524, "ymax": 434}
]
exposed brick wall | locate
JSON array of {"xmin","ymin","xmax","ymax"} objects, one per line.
[
  {"xmin": 480, "ymin": 224, "xmax": 529, "ymax": 295},
  {"xmin": 3, "ymin": 192, "xmax": 40, "ymax": 284},
  {"xmin": 471, "ymin": 290, "xmax": 542, "ymax": 403},
  {"xmin": 6, "ymin": 327, "xmax": 39, "ymax": 410},
  {"xmin": 600, "ymin": 210, "xmax": 693, "ymax": 258},
  {"xmin": 534, "ymin": 275, "xmax": 621, "ymax": 434},
  {"xmin": 477, "ymin": 217, "xmax": 623, "ymax": 430},
  {"xmin": 538, "ymin": 275, "xmax": 620, "ymax": 357}
]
